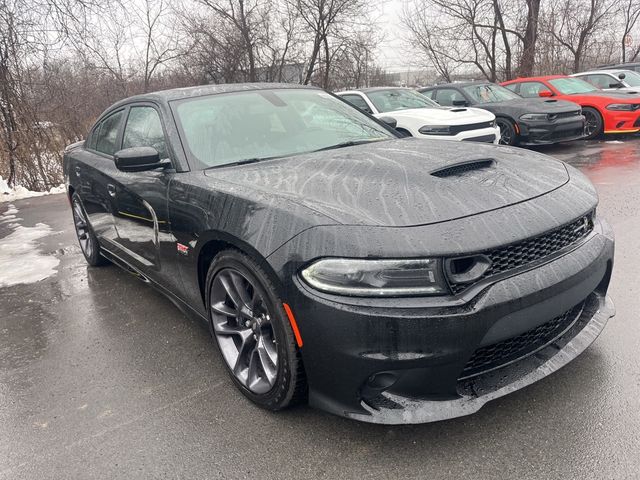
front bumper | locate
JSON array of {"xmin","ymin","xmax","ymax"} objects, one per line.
[
  {"xmin": 288, "ymin": 220, "xmax": 614, "ymax": 424},
  {"xmin": 518, "ymin": 115, "xmax": 585, "ymax": 145},
  {"xmin": 603, "ymin": 112, "xmax": 640, "ymax": 134}
]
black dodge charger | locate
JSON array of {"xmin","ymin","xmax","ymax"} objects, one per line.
[
  {"xmin": 419, "ymin": 82, "xmax": 586, "ymax": 146},
  {"xmin": 63, "ymin": 83, "xmax": 614, "ymax": 424}
]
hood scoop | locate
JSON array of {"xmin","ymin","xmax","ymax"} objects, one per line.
[
  {"xmin": 430, "ymin": 158, "xmax": 495, "ymax": 178},
  {"xmin": 450, "ymin": 108, "xmax": 468, "ymax": 112}
]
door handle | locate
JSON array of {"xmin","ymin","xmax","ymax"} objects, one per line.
[{"xmin": 107, "ymin": 184, "xmax": 116, "ymax": 197}]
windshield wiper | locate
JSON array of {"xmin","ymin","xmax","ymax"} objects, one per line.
[
  {"xmin": 311, "ymin": 139, "xmax": 386, "ymax": 153},
  {"xmin": 205, "ymin": 156, "xmax": 281, "ymax": 170}
]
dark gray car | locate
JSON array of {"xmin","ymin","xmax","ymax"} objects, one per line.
[
  {"xmin": 419, "ymin": 82, "xmax": 585, "ymax": 146},
  {"xmin": 63, "ymin": 83, "xmax": 614, "ymax": 424}
]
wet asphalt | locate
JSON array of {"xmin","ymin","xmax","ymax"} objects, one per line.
[{"xmin": 0, "ymin": 138, "xmax": 639, "ymax": 479}]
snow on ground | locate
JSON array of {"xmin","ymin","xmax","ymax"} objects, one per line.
[
  {"xmin": 0, "ymin": 204, "xmax": 60, "ymax": 287},
  {"xmin": 0, "ymin": 176, "xmax": 65, "ymax": 203}
]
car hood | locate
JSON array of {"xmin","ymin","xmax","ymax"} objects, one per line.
[
  {"xmin": 478, "ymin": 98, "xmax": 581, "ymax": 114},
  {"xmin": 204, "ymin": 138, "xmax": 569, "ymax": 227},
  {"xmin": 375, "ymin": 107, "xmax": 494, "ymax": 125},
  {"xmin": 566, "ymin": 90, "xmax": 640, "ymax": 101}
]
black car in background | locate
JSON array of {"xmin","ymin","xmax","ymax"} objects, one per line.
[
  {"xmin": 419, "ymin": 82, "xmax": 585, "ymax": 146},
  {"xmin": 64, "ymin": 83, "xmax": 614, "ymax": 424}
]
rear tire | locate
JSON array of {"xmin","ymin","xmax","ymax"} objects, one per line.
[
  {"xmin": 582, "ymin": 107, "xmax": 603, "ymax": 139},
  {"xmin": 496, "ymin": 118, "xmax": 518, "ymax": 146},
  {"xmin": 205, "ymin": 249, "xmax": 306, "ymax": 410},
  {"xmin": 71, "ymin": 193, "xmax": 109, "ymax": 267}
]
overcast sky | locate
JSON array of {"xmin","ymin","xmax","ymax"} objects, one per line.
[{"xmin": 376, "ymin": 0, "xmax": 420, "ymax": 72}]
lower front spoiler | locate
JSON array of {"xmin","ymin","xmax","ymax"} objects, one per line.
[{"xmin": 346, "ymin": 292, "xmax": 614, "ymax": 425}]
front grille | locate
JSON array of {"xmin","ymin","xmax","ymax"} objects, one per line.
[
  {"xmin": 448, "ymin": 212, "xmax": 594, "ymax": 294},
  {"xmin": 462, "ymin": 134, "xmax": 497, "ymax": 143},
  {"xmin": 459, "ymin": 302, "xmax": 584, "ymax": 379},
  {"xmin": 547, "ymin": 127, "xmax": 584, "ymax": 140},
  {"xmin": 449, "ymin": 121, "xmax": 494, "ymax": 135}
]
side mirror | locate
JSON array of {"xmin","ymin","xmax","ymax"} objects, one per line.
[
  {"xmin": 618, "ymin": 73, "xmax": 626, "ymax": 80},
  {"xmin": 379, "ymin": 116, "xmax": 398, "ymax": 129},
  {"xmin": 452, "ymin": 99, "xmax": 469, "ymax": 107},
  {"xmin": 538, "ymin": 90, "xmax": 553, "ymax": 97},
  {"xmin": 114, "ymin": 147, "xmax": 169, "ymax": 172}
]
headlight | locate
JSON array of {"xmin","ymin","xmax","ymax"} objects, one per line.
[
  {"xmin": 519, "ymin": 113, "xmax": 549, "ymax": 121},
  {"xmin": 418, "ymin": 125, "xmax": 450, "ymax": 135},
  {"xmin": 300, "ymin": 258, "xmax": 449, "ymax": 297},
  {"xmin": 606, "ymin": 103, "xmax": 640, "ymax": 111}
]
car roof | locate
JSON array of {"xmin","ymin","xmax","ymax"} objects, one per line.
[
  {"xmin": 421, "ymin": 81, "xmax": 497, "ymax": 89},
  {"xmin": 339, "ymin": 87, "xmax": 412, "ymax": 94},
  {"xmin": 109, "ymin": 83, "xmax": 318, "ymax": 108},
  {"xmin": 598, "ymin": 62, "xmax": 640, "ymax": 69},
  {"xmin": 504, "ymin": 75, "xmax": 568, "ymax": 83},
  {"xmin": 574, "ymin": 69, "xmax": 633, "ymax": 76}
]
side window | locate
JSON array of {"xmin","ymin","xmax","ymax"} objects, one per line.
[
  {"xmin": 87, "ymin": 128, "xmax": 98, "ymax": 150},
  {"xmin": 518, "ymin": 82, "xmax": 547, "ymax": 98},
  {"xmin": 95, "ymin": 111, "xmax": 124, "ymax": 155},
  {"xmin": 435, "ymin": 89, "xmax": 465, "ymax": 106},
  {"xmin": 122, "ymin": 106, "xmax": 168, "ymax": 159},
  {"xmin": 420, "ymin": 90, "xmax": 435, "ymax": 99},
  {"xmin": 503, "ymin": 83, "xmax": 519, "ymax": 94},
  {"xmin": 584, "ymin": 74, "xmax": 614, "ymax": 89},
  {"xmin": 341, "ymin": 94, "xmax": 373, "ymax": 114}
]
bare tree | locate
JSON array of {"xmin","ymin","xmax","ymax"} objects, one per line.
[
  {"xmin": 195, "ymin": 0, "xmax": 271, "ymax": 82},
  {"xmin": 292, "ymin": 0, "xmax": 371, "ymax": 87},
  {"xmin": 545, "ymin": 0, "xmax": 616, "ymax": 72},
  {"xmin": 619, "ymin": 0, "xmax": 640, "ymax": 62}
]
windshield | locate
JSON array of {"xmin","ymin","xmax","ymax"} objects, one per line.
[
  {"xmin": 171, "ymin": 89, "xmax": 395, "ymax": 169},
  {"xmin": 462, "ymin": 84, "xmax": 521, "ymax": 103},
  {"xmin": 548, "ymin": 77, "xmax": 598, "ymax": 94},
  {"xmin": 366, "ymin": 89, "xmax": 440, "ymax": 113},
  {"xmin": 621, "ymin": 70, "xmax": 640, "ymax": 87}
]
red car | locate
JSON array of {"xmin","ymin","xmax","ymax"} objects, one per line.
[{"xmin": 502, "ymin": 75, "xmax": 640, "ymax": 138}]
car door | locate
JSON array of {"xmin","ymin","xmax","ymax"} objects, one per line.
[
  {"xmin": 108, "ymin": 104, "xmax": 175, "ymax": 284},
  {"xmin": 76, "ymin": 109, "xmax": 126, "ymax": 247}
]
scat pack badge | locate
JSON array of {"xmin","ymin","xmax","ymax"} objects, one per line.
[{"xmin": 176, "ymin": 243, "xmax": 189, "ymax": 256}]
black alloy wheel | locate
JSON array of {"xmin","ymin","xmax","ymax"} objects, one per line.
[
  {"xmin": 206, "ymin": 249, "xmax": 306, "ymax": 409},
  {"xmin": 582, "ymin": 107, "xmax": 603, "ymax": 139},
  {"xmin": 496, "ymin": 118, "xmax": 517, "ymax": 146},
  {"xmin": 71, "ymin": 193, "xmax": 109, "ymax": 266}
]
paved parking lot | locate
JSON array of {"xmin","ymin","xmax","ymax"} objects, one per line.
[{"xmin": 1, "ymin": 138, "xmax": 639, "ymax": 479}]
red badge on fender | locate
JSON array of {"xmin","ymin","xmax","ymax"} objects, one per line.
[{"xmin": 177, "ymin": 243, "xmax": 189, "ymax": 255}]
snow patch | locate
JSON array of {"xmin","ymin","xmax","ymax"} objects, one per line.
[
  {"xmin": 0, "ymin": 176, "xmax": 65, "ymax": 203},
  {"xmin": 0, "ymin": 206, "xmax": 59, "ymax": 287}
]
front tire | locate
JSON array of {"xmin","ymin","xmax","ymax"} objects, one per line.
[
  {"xmin": 205, "ymin": 249, "xmax": 306, "ymax": 410},
  {"xmin": 71, "ymin": 193, "xmax": 109, "ymax": 267},
  {"xmin": 582, "ymin": 107, "xmax": 603, "ymax": 139},
  {"xmin": 496, "ymin": 118, "xmax": 518, "ymax": 146}
]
